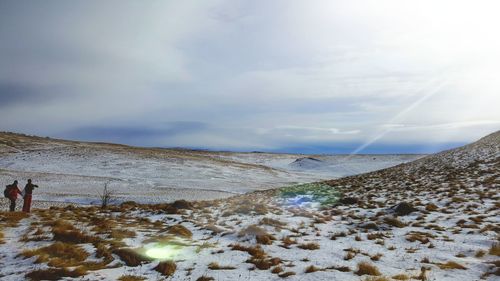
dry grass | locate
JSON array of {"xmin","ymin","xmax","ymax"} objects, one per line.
[
  {"xmin": 298, "ymin": 242, "xmax": 320, "ymax": 250},
  {"xmin": 239, "ymin": 225, "xmax": 276, "ymax": 245},
  {"xmin": 425, "ymin": 203, "xmax": 439, "ymax": 211},
  {"xmin": 383, "ymin": 216, "xmax": 406, "ymax": 228},
  {"xmin": 489, "ymin": 242, "xmax": 500, "ymax": 256},
  {"xmin": 231, "ymin": 244, "xmax": 266, "ymax": 258},
  {"xmin": 405, "ymin": 232, "xmax": 432, "ymax": 244},
  {"xmin": 50, "ymin": 220, "xmax": 100, "ymax": 244},
  {"xmin": 154, "ymin": 261, "xmax": 177, "ymax": 277},
  {"xmin": 392, "ymin": 274, "xmax": 410, "ymax": 280},
  {"xmin": 278, "ymin": 271, "xmax": 296, "ymax": 278},
  {"xmin": 344, "ymin": 251, "xmax": 356, "ymax": 260},
  {"xmin": 260, "ymin": 217, "xmax": 286, "ymax": 228},
  {"xmin": 304, "ymin": 265, "xmax": 321, "ymax": 273},
  {"xmin": 362, "ymin": 277, "xmax": 391, "ymax": 281},
  {"xmin": 113, "ymin": 248, "xmax": 151, "ymax": 266},
  {"xmin": 109, "ymin": 229, "xmax": 136, "ymax": 240},
  {"xmin": 355, "ymin": 261, "xmax": 381, "ymax": 276},
  {"xmin": 22, "ymin": 242, "xmax": 89, "ymax": 267},
  {"xmin": 167, "ymin": 224, "xmax": 192, "ymax": 238},
  {"xmin": 438, "ymin": 261, "xmax": 467, "ymax": 270},
  {"xmin": 25, "ymin": 267, "xmax": 87, "ymax": 280},
  {"xmin": 0, "ymin": 211, "xmax": 29, "ymax": 227},
  {"xmin": 207, "ymin": 262, "xmax": 236, "ymax": 270},
  {"xmin": 196, "ymin": 276, "xmax": 215, "ymax": 281},
  {"xmin": 118, "ymin": 275, "xmax": 146, "ymax": 281},
  {"xmin": 475, "ymin": 249, "xmax": 487, "ymax": 258},
  {"xmin": 272, "ymin": 266, "xmax": 284, "ymax": 274}
]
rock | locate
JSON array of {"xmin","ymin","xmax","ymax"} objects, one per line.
[
  {"xmin": 392, "ymin": 202, "xmax": 417, "ymax": 216},
  {"xmin": 338, "ymin": 197, "xmax": 359, "ymax": 205}
]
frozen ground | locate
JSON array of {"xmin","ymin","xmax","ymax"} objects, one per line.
[
  {"xmin": 0, "ymin": 130, "xmax": 498, "ymax": 281},
  {"xmin": 0, "ymin": 132, "xmax": 422, "ymax": 205}
]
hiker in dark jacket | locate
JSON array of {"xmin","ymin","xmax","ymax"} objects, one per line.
[
  {"xmin": 22, "ymin": 179, "xmax": 38, "ymax": 213},
  {"xmin": 6, "ymin": 180, "xmax": 22, "ymax": 212}
]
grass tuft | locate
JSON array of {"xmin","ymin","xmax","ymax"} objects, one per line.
[{"xmin": 355, "ymin": 261, "xmax": 381, "ymax": 276}]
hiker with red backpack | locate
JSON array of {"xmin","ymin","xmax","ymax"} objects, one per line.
[
  {"xmin": 4, "ymin": 180, "xmax": 22, "ymax": 212},
  {"xmin": 22, "ymin": 179, "xmax": 38, "ymax": 213}
]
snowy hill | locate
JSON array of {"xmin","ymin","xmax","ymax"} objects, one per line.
[
  {"xmin": 0, "ymin": 130, "xmax": 498, "ymax": 281},
  {"xmin": 0, "ymin": 132, "xmax": 422, "ymax": 204}
]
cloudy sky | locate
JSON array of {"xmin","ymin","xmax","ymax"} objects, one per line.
[{"xmin": 1, "ymin": 0, "xmax": 499, "ymax": 153}]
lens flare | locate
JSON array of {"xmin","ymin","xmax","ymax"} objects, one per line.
[{"xmin": 145, "ymin": 245, "xmax": 182, "ymax": 260}]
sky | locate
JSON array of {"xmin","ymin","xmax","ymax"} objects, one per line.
[{"xmin": 1, "ymin": 0, "xmax": 499, "ymax": 154}]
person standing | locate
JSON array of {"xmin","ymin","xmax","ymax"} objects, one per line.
[
  {"xmin": 6, "ymin": 180, "xmax": 22, "ymax": 212},
  {"xmin": 22, "ymin": 179, "xmax": 38, "ymax": 213}
]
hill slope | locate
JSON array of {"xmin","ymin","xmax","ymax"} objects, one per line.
[
  {"xmin": 0, "ymin": 130, "xmax": 498, "ymax": 280},
  {"xmin": 0, "ymin": 132, "xmax": 421, "ymax": 204}
]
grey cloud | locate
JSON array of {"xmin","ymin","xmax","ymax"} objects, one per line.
[
  {"xmin": 0, "ymin": 83, "xmax": 65, "ymax": 108},
  {"xmin": 61, "ymin": 122, "xmax": 209, "ymax": 146}
]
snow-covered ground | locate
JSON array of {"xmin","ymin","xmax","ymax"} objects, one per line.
[
  {"xmin": 0, "ymin": 132, "xmax": 500, "ymax": 281},
  {"xmin": 0, "ymin": 130, "xmax": 498, "ymax": 281},
  {"xmin": 0, "ymin": 133, "xmax": 422, "ymax": 204}
]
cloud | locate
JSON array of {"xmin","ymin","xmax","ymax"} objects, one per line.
[
  {"xmin": 62, "ymin": 122, "xmax": 209, "ymax": 146},
  {"xmin": 0, "ymin": 83, "xmax": 62, "ymax": 107},
  {"xmin": 0, "ymin": 1, "xmax": 499, "ymax": 153}
]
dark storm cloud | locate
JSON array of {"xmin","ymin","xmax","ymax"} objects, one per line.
[{"xmin": 0, "ymin": 83, "xmax": 64, "ymax": 108}]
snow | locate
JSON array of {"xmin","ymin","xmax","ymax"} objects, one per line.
[
  {"xmin": 0, "ymin": 133, "xmax": 422, "ymax": 204},
  {"xmin": 0, "ymin": 131, "xmax": 498, "ymax": 281}
]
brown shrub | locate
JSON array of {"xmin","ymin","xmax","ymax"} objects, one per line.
[
  {"xmin": 154, "ymin": 261, "xmax": 176, "ymax": 276},
  {"xmin": 355, "ymin": 262, "xmax": 381, "ymax": 276}
]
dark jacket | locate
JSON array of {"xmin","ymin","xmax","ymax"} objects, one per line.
[{"xmin": 24, "ymin": 183, "xmax": 38, "ymax": 195}]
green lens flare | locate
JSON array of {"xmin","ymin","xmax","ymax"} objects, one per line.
[{"xmin": 145, "ymin": 245, "xmax": 180, "ymax": 260}]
